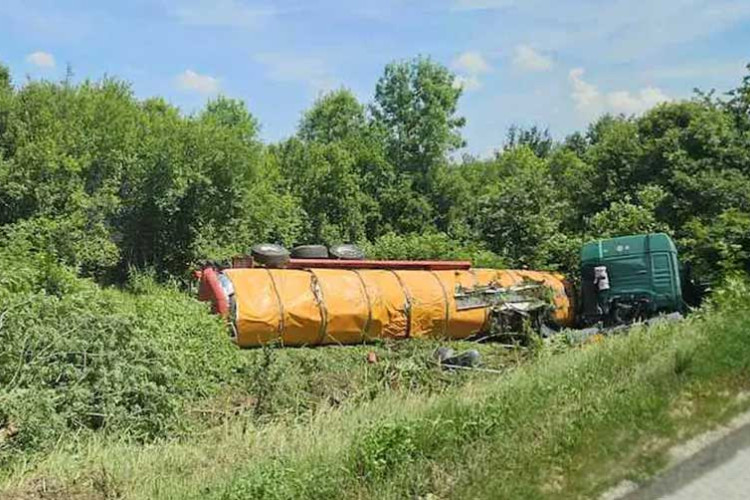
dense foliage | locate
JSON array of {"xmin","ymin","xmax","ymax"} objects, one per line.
[
  {"xmin": 0, "ymin": 240, "xmax": 241, "ymax": 464},
  {"xmin": 2, "ymin": 59, "xmax": 750, "ymax": 283}
]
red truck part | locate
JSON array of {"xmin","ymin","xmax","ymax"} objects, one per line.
[
  {"xmin": 285, "ymin": 259, "xmax": 472, "ymax": 270},
  {"xmin": 197, "ymin": 267, "xmax": 229, "ymax": 317}
]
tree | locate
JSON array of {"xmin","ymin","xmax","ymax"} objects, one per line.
[
  {"xmin": 371, "ymin": 56, "xmax": 465, "ymax": 191},
  {"xmin": 2, "ymin": 57, "xmax": 750, "ymax": 285},
  {"xmin": 0, "ymin": 69, "xmax": 303, "ymax": 277},
  {"xmin": 0, "ymin": 64, "xmax": 9, "ymax": 89},
  {"xmin": 376, "ymin": 175, "xmax": 436, "ymax": 235},
  {"xmin": 586, "ymin": 199, "xmax": 668, "ymax": 239},
  {"xmin": 274, "ymin": 139, "xmax": 370, "ymax": 244},
  {"xmin": 504, "ymin": 125, "xmax": 554, "ymax": 158},
  {"xmin": 681, "ymin": 209, "xmax": 750, "ymax": 282},
  {"xmin": 583, "ymin": 115, "xmax": 644, "ymax": 212},
  {"xmin": 724, "ymin": 63, "xmax": 750, "ymax": 131},
  {"xmin": 468, "ymin": 148, "xmax": 567, "ymax": 268},
  {"xmin": 0, "ymin": 63, "xmax": 13, "ymax": 163},
  {"xmin": 547, "ymin": 148, "xmax": 596, "ymax": 231},
  {"xmin": 562, "ymin": 131, "xmax": 588, "ymax": 158},
  {"xmin": 200, "ymin": 96, "xmax": 260, "ymax": 145},
  {"xmin": 298, "ymin": 89, "xmax": 366, "ymax": 144}
]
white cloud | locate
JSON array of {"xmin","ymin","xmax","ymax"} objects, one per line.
[
  {"xmin": 569, "ymin": 68, "xmax": 600, "ymax": 113},
  {"xmin": 569, "ymin": 67, "xmax": 670, "ymax": 117},
  {"xmin": 174, "ymin": 0, "xmax": 274, "ymax": 27},
  {"xmin": 451, "ymin": 51, "xmax": 490, "ymax": 92},
  {"xmin": 452, "ymin": 51, "xmax": 491, "ymax": 75},
  {"xmin": 26, "ymin": 51, "xmax": 55, "ymax": 68},
  {"xmin": 512, "ymin": 45, "xmax": 552, "ymax": 72},
  {"xmin": 453, "ymin": 75, "xmax": 482, "ymax": 91},
  {"xmin": 607, "ymin": 88, "xmax": 671, "ymax": 115},
  {"xmin": 254, "ymin": 53, "xmax": 336, "ymax": 91},
  {"xmin": 175, "ymin": 69, "xmax": 220, "ymax": 94}
]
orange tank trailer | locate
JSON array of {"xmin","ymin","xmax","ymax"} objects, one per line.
[{"xmin": 199, "ymin": 265, "xmax": 574, "ymax": 348}]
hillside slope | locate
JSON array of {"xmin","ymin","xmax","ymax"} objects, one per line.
[{"xmin": 2, "ymin": 269, "xmax": 749, "ymax": 499}]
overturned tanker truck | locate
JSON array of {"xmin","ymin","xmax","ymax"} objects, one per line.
[{"xmin": 197, "ymin": 233, "xmax": 687, "ymax": 347}]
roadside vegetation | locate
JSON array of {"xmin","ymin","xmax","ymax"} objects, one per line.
[
  {"xmin": 1, "ymin": 56, "xmax": 750, "ymax": 498},
  {"xmin": 2, "ymin": 276, "xmax": 749, "ymax": 499}
]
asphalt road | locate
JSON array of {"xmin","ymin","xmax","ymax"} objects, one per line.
[{"xmin": 624, "ymin": 418, "xmax": 750, "ymax": 500}]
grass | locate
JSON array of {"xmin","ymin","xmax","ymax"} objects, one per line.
[
  {"xmin": 226, "ymin": 338, "xmax": 526, "ymax": 421},
  {"xmin": 2, "ymin": 279, "xmax": 750, "ymax": 499}
]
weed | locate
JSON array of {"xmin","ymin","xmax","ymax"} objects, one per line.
[
  {"xmin": 354, "ymin": 420, "xmax": 419, "ymax": 481},
  {"xmin": 247, "ymin": 341, "xmax": 283, "ymax": 418},
  {"xmin": 674, "ymin": 346, "xmax": 695, "ymax": 376},
  {"xmin": 92, "ymin": 464, "xmax": 123, "ymax": 499}
]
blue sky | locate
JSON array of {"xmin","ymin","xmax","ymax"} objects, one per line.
[{"xmin": 2, "ymin": 0, "xmax": 749, "ymax": 156}]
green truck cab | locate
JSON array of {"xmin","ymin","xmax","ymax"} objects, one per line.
[{"xmin": 580, "ymin": 233, "xmax": 683, "ymax": 326}]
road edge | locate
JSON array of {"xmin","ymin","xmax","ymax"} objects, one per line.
[{"xmin": 601, "ymin": 409, "xmax": 750, "ymax": 500}]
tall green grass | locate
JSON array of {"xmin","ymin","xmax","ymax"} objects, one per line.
[{"xmin": 3, "ymin": 278, "xmax": 749, "ymax": 499}]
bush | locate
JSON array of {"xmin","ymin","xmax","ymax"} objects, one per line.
[
  {"xmin": 362, "ymin": 232, "xmax": 506, "ymax": 268},
  {"xmin": 0, "ymin": 215, "xmax": 120, "ymax": 279},
  {"xmin": 0, "ymin": 250, "xmax": 241, "ymax": 464},
  {"xmin": 354, "ymin": 421, "xmax": 420, "ymax": 481}
]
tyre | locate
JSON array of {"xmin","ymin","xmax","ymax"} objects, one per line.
[
  {"xmin": 328, "ymin": 244, "xmax": 365, "ymax": 260},
  {"xmin": 250, "ymin": 243, "xmax": 290, "ymax": 268},
  {"xmin": 290, "ymin": 244, "xmax": 329, "ymax": 259},
  {"xmin": 434, "ymin": 347, "xmax": 455, "ymax": 362}
]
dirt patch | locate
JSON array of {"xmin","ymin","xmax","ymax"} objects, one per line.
[
  {"xmin": 668, "ymin": 396, "xmax": 695, "ymax": 422},
  {"xmin": 668, "ymin": 410, "xmax": 750, "ymax": 463},
  {"xmin": 540, "ymin": 464, "xmax": 566, "ymax": 494}
]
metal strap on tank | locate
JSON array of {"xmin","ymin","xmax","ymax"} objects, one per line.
[
  {"xmin": 389, "ymin": 270, "xmax": 412, "ymax": 338},
  {"xmin": 507, "ymin": 269, "xmax": 522, "ymax": 284},
  {"xmin": 309, "ymin": 270, "xmax": 329, "ymax": 346},
  {"xmin": 429, "ymin": 271, "xmax": 450, "ymax": 338},
  {"xmin": 264, "ymin": 269, "xmax": 285, "ymax": 336},
  {"xmin": 468, "ymin": 269, "xmax": 489, "ymax": 332},
  {"xmin": 352, "ymin": 270, "xmax": 373, "ymax": 340},
  {"xmin": 468, "ymin": 268, "xmax": 480, "ymax": 288}
]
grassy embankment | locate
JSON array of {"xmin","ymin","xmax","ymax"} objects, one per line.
[{"xmin": 2, "ymin": 274, "xmax": 750, "ymax": 499}]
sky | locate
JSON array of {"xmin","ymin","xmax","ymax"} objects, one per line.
[{"xmin": 1, "ymin": 0, "xmax": 749, "ymax": 157}]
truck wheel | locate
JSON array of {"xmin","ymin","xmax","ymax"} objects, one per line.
[
  {"xmin": 328, "ymin": 244, "xmax": 365, "ymax": 260},
  {"xmin": 251, "ymin": 243, "xmax": 290, "ymax": 268},
  {"xmin": 290, "ymin": 245, "xmax": 329, "ymax": 259}
]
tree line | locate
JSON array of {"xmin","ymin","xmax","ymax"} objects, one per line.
[{"xmin": 1, "ymin": 58, "xmax": 749, "ymax": 284}]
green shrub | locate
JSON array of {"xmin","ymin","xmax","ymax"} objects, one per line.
[
  {"xmin": 0, "ymin": 216, "xmax": 120, "ymax": 280},
  {"xmin": 0, "ymin": 251, "xmax": 241, "ymax": 465},
  {"xmin": 217, "ymin": 457, "xmax": 347, "ymax": 500},
  {"xmin": 362, "ymin": 232, "xmax": 506, "ymax": 268},
  {"xmin": 353, "ymin": 420, "xmax": 420, "ymax": 481}
]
